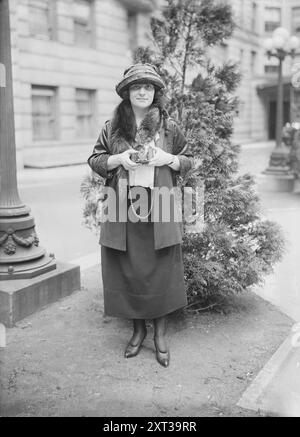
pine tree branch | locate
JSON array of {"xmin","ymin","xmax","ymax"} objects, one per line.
[
  {"xmin": 181, "ymin": 15, "xmax": 193, "ymax": 92},
  {"xmin": 179, "ymin": 11, "xmax": 194, "ymax": 121},
  {"xmin": 166, "ymin": 56, "xmax": 184, "ymax": 79}
]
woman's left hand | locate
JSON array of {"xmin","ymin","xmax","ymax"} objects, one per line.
[{"xmin": 148, "ymin": 147, "xmax": 173, "ymax": 167}]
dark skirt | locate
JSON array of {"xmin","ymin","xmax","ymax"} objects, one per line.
[{"xmin": 100, "ymin": 187, "xmax": 187, "ymax": 319}]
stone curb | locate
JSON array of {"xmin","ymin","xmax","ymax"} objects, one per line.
[{"xmin": 237, "ymin": 326, "xmax": 298, "ymax": 415}]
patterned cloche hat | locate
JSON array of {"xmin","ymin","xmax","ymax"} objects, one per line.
[{"xmin": 116, "ymin": 63, "xmax": 165, "ymax": 97}]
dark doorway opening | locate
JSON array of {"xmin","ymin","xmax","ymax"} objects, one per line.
[{"xmin": 268, "ymin": 100, "xmax": 290, "ymax": 139}]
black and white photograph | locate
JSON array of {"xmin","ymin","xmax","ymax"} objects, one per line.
[{"xmin": 0, "ymin": 0, "xmax": 300, "ymax": 420}]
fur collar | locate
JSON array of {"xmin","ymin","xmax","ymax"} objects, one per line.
[
  {"xmin": 110, "ymin": 105, "xmax": 162, "ymax": 155},
  {"xmin": 135, "ymin": 106, "xmax": 162, "ymax": 144},
  {"xmin": 109, "ymin": 105, "xmax": 163, "ymax": 201}
]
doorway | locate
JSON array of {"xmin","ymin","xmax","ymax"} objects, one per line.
[{"xmin": 268, "ymin": 100, "xmax": 290, "ymax": 139}]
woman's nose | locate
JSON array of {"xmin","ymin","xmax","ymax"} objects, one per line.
[{"xmin": 138, "ymin": 89, "xmax": 146, "ymax": 95}]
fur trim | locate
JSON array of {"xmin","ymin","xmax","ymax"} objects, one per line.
[
  {"xmin": 110, "ymin": 104, "xmax": 163, "ymax": 155},
  {"xmin": 109, "ymin": 105, "xmax": 165, "ymax": 201},
  {"xmin": 136, "ymin": 106, "xmax": 162, "ymax": 144}
]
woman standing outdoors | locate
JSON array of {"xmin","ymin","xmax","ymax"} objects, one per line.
[{"xmin": 88, "ymin": 63, "xmax": 193, "ymax": 367}]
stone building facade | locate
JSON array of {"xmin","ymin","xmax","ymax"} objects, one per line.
[
  {"xmin": 9, "ymin": 0, "xmax": 155, "ymax": 169},
  {"xmin": 8, "ymin": 0, "xmax": 300, "ymax": 169},
  {"xmin": 212, "ymin": 0, "xmax": 300, "ymax": 144}
]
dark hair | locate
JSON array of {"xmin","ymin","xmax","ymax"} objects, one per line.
[{"xmin": 111, "ymin": 87, "xmax": 168, "ymax": 143}]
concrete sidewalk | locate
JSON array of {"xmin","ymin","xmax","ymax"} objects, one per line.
[{"xmin": 237, "ymin": 141, "xmax": 300, "ymax": 417}]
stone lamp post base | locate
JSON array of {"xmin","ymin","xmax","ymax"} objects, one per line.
[
  {"xmin": 262, "ymin": 144, "xmax": 295, "ymax": 192},
  {"xmin": 0, "ymin": 253, "xmax": 56, "ymax": 279},
  {"xmin": 0, "ymin": 261, "xmax": 80, "ymax": 328},
  {"xmin": 0, "ymin": 213, "xmax": 81, "ymax": 327},
  {"xmin": 264, "ymin": 145, "xmax": 291, "ymax": 174},
  {"xmin": 0, "ymin": 211, "xmax": 57, "ymax": 279}
]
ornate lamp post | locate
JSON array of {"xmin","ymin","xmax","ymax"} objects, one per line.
[
  {"xmin": 263, "ymin": 27, "xmax": 299, "ymax": 176},
  {"xmin": 0, "ymin": 0, "xmax": 80, "ymax": 327},
  {"xmin": 0, "ymin": 0, "xmax": 55, "ymax": 278}
]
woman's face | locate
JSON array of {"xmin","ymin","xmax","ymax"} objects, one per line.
[{"xmin": 129, "ymin": 82, "xmax": 155, "ymax": 110}]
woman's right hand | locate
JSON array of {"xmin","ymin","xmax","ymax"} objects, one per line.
[{"xmin": 118, "ymin": 149, "xmax": 141, "ymax": 171}]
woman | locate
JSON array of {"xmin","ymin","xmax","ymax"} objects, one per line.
[{"xmin": 88, "ymin": 63, "xmax": 193, "ymax": 367}]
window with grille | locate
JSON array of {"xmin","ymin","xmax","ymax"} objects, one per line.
[
  {"xmin": 76, "ymin": 89, "xmax": 95, "ymax": 138},
  {"xmin": 292, "ymin": 7, "xmax": 300, "ymax": 35},
  {"xmin": 32, "ymin": 86, "xmax": 57, "ymax": 141},
  {"xmin": 29, "ymin": 0, "xmax": 54, "ymax": 40},
  {"xmin": 73, "ymin": 0, "xmax": 93, "ymax": 46},
  {"xmin": 264, "ymin": 7, "xmax": 281, "ymax": 33},
  {"xmin": 264, "ymin": 65, "xmax": 279, "ymax": 74}
]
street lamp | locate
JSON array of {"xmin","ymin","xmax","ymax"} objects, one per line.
[
  {"xmin": 263, "ymin": 27, "xmax": 300, "ymax": 176},
  {"xmin": 0, "ymin": 0, "xmax": 80, "ymax": 327},
  {"xmin": 0, "ymin": 0, "xmax": 56, "ymax": 278}
]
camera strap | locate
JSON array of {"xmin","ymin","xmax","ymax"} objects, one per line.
[{"xmin": 128, "ymin": 188, "xmax": 154, "ymax": 220}]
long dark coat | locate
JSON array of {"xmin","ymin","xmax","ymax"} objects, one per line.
[
  {"xmin": 87, "ymin": 118, "xmax": 194, "ymax": 251},
  {"xmin": 88, "ymin": 117, "xmax": 193, "ymax": 318}
]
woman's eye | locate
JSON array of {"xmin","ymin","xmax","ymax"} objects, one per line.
[{"xmin": 131, "ymin": 84, "xmax": 153, "ymax": 92}]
